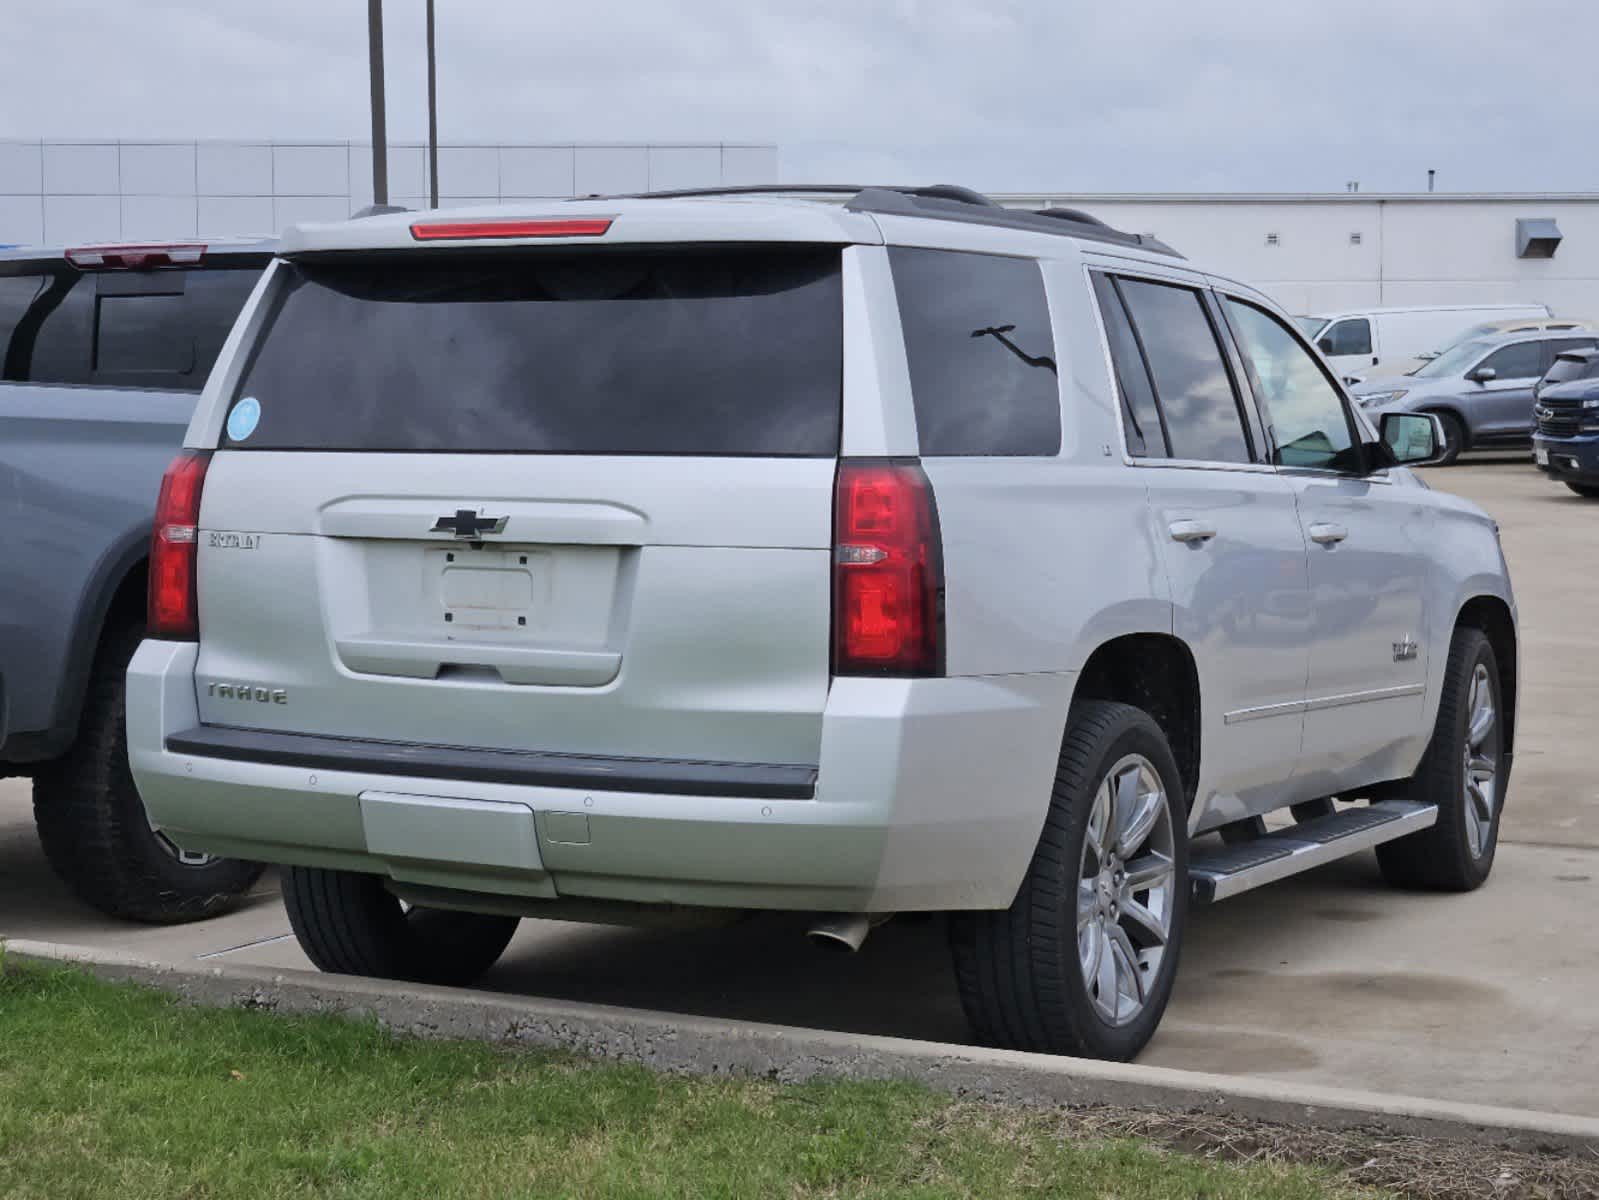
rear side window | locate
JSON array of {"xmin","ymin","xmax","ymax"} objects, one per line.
[
  {"xmin": 2, "ymin": 267, "xmax": 258, "ymax": 390},
  {"xmin": 1115, "ymin": 278, "xmax": 1253, "ymax": 464},
  {"xmin": 226, "ymin": 250, "xmax": 843, "ymax": 456},
  {"xmin": 1091, "ymin": 273, "xmax": 1166, "ymax": 457},
  {"xmin": 889, "ymin": 248, "xmax": 1060, "ymax": 456}
]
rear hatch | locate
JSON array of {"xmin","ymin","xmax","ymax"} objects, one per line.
[{"xmin": 193, "ymin": 245, "xmax": 843, "ymax": 769}]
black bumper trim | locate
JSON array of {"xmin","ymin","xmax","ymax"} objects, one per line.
[{"xmin": 165, "ymin": 725, "xmax": 818, "ymax": 800}]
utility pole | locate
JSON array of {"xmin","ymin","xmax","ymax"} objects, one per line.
[
  {"xmin": 426, "ymin": 0, "xmax": 439, "ymax": 208},
  {"xmin": 368, "ymin": 0, "xmax": 388, "ymax": 205}
]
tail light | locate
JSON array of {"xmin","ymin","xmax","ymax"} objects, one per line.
[
  {"xmin": 832, "ymin": 459, "xmax": 944, "ymax": 676},
  {"xmin": 409, "ymin": 217, "xmax": 613, "ymax": 241},
  {"xmin": 148, "ymin": 451, "xmax": 211, "ymax": 640},
  {"xmin": 66, "ymin": 243, "xmax": 205, "ymax": 269}
]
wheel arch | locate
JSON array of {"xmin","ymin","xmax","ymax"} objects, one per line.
[
  {"xmin": 1417, "ymin": 403, "xmax": 1471, "ymax": 449},
  {"xmin": 1069, "ymin": 632, "xmax": 1201, "ymax": 812}
]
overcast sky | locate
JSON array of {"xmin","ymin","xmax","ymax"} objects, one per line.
[{"xmin": 6, "ymin": 0, "xmax": 1597, "ymax": 194}]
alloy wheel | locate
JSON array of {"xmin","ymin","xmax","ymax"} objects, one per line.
[{"xmin": 1461, "ymin": 662, "xmax": 1500, "ymax": 858}]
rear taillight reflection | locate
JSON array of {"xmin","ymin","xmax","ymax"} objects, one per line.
[
  {"xmin": 148, "ymin": 451, "xmax": 211, "ymax": 640},
  {"xmin": 832, "ymin": 460, "xmax": 944, "ymax": 676}
]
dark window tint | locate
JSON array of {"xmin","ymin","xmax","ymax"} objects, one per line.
[
  {"xmin": 1542, "ymin": 353, "xmax": 1599, "ymax": 387},
  {"xmin": 1091, "ymin": 273, "xmax": 1166, "ymax": 456},
  {"xmin": 889, "ymin": 248, "xmax": 1060, "ymax": 456},
  {"xmin": 1478, "ymin": 340, "xmax": 1543, "ymax": 380},
  {"xmin": 1117, "ymin": 278, "xmax": 1252, "ymax": 464},
  {"xmin": 4, "ymin": 267, "xmax": 257, "ymax": 389},
  {"xmin": 1544, "ymin": 336, "xmax": 1598, "ymax": 364},
  {"xmin": 228, "ymin": 250, "xmax": 842, "ymax": 455},
  {"xmin": 1225, "ymin": 298, "xmax": 1361, "ymax": 472},
  {"xmin": 1320, "ymin": 318, "xmax": 1372, "ymax": 357},
  {"xmin": 0, "ymin": 274, "xmax": 46, "ymax": 367}
]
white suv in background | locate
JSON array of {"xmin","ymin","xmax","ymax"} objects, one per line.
[{"xmin": 127, "ymin": 185, "xmax": 1517, "ymax": 1061}]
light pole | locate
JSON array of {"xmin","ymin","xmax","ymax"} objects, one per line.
[
  {"xmin": 367, "ymin": 0, "xmax": 388, "ymax": 205},
  {"xmin": 426, "ymin": 0, "xmax": 439, "ymax": 208}
]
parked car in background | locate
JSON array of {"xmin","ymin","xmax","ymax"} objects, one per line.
[
  {"xmin": 0, "ymin": 240, "xmax": 273, "ymax": 921},
  {"xmin": 1295, "ymin": 303, "xmax": 1552, "ymax": 381},
  {"xmin": 1353, "ymin": 328, "xmax": 1599, "ymax": 462},
  {"xmin": 1532, "ymin": 347, "xmax": 1599, "ymax": 497},
  {"xmin": 128, "ymin": 187, "xmax": 1515, "ymax": 1062}
]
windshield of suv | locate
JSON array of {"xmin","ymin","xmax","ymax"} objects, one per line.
[
  {"xmin": 1294, "ymin": 315, "xmax": 1327, "ymax": 339},
  {"xmin": 226, "ymin": 250, "xmax": 843, "ymax": 455},
  {"xmin": 1410, "ymin": 337, "xmax": 1494, "ymax": 378}
]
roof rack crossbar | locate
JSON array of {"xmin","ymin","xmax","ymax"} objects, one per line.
[{"xmin": 592, "ymin": 182, "xmax": 1181, "ymax": 258}]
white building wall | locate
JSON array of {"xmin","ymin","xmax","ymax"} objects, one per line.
[
  {"xmin": 1001, "ymin": 194, "xmax": 1599, "ymax": 318},
  {"xmin": 0, "ymin": 139, "xmax": 779, "ymax": 246}
]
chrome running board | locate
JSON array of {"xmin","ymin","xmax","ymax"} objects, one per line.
[{"xmin": 1189, "ymin": 799, "xmax": 1437, "ymax": 904}]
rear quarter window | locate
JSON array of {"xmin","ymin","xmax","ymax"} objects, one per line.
[
  {"xmin": 224, "ymin": 249, "xmax": 843, "ymax": 456},
  {"xmin": 888, "ymin": 248, "xmax": 1061, "ymax": 456}
]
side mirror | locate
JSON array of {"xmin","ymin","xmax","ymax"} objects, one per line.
[
  {"xmin": 1317, "ymin": 337, "xmax": 1334, "ymax": 355},
  {"xmin": 1468, "ymin": 366, "xmax": 1497, "ymax": 383},
  {"xmin": 1380, "ymin": 411, "xmax": 1446, "ymax": 466}
]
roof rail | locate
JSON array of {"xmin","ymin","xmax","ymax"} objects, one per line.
[{"xmin": 604, "ymin": 183, "xmax": 1181, "ymax": 257}]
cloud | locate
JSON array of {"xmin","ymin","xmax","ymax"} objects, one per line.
[{"xmin": 4, "ymin": 0, "xmax": 1596, "ymax": 192}]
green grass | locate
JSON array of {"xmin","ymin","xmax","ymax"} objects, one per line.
[{"xmin": 0, "ymin": 960, "xmax": 1373, "ymax": 1200}]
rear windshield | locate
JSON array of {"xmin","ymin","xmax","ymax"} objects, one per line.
[
  {"xmin": 225, "ymin": 249, "xmax": 843, "ymax": 455},
  {"xmin": 1543, "ymin": 354, "xmax": 1599, "ymax": 387}
]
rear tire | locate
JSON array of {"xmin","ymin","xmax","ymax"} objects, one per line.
[
  {"xmin": 1430, "ymin": 412, "xmax": 1466, "ymax": 465},
  {"xmin": 282, "ymin": 866, "xmax": 520, "ymax": 986},
  {"xmin": 1377, "ymin": 626, "xmax": 1505, "ymax": 891},
  {"xmin": 1566, "ymin": 483, "xmax": 1599, "ymax": 499},
  {"xmin": 32, "ymin": 623, "xmax": 265, "ymax": 923},
  {"xmin": 948, "ymin": 700, "xmax": 1187, "ymax": 1061}
]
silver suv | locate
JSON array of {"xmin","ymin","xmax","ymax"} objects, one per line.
[
  {"xmin": 1353, "ymin": 328, "xmax": 1599, "ymax": 463},
  {"xmin": 127, "ymin": 186, "xmax": 1518, "ymax": 1061}
]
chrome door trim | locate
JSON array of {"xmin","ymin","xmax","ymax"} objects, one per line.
[{"xmin": 1223, "ymin": 682, "xmax": 1423, "ymax": 726}]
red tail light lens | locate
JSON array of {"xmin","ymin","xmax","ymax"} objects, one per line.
[
  {"xmin": 832, "ymin": 460, "xmax": 944, "ymax": 676},
  {"xmin": 409, "ymin": 218, "xmax": 613, "ymax": 241},
  {"xmin": 148, "ymin": 451, "xmax": 211, "ymax": 640},
  {"xmin": 66, "ymin": 243, "xmax": 205, "ymax": 269}
]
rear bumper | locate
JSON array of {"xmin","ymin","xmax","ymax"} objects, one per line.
[
  {"xmin": 128, "ymin": 641, "xmax": 1073, "ymax": 913},
  {"xmin": 1533, "ymin": 433, "xmax": 1599, "ymax": 483}
]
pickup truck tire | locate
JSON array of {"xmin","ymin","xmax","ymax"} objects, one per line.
[
  {"xmin": 282, "ymin": 866, "xmax": 520, "ymax": 986},
  {"xmin": 1378, "ymin": 626, "xmax": 1503, "ymax": 891},
  {"xmin": 31, "ymin": 623, "xmax": 265, "ymax": 923},
  {"xmin": 1566, "ymin": 483, "xmax": 1599, "ymax": 499},
  {"xmin": 948, "ymin": 700, "xmax": 1187, "ymax": 1061}
]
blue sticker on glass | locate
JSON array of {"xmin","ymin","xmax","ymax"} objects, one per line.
[{"xmin": 227, "ymin": 396, "xmax": 261, "ymax": 442}]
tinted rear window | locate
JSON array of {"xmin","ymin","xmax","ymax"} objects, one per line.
[
  {"xmin": 2, "ymin": 266, "xmax": 259, "ymax": 390},
  {"xmin": 225, "ymin": 250, "xmax": 843, "ymax": 455},
  {"xmin": 889, "ymin": 248, "xmax": 1060, "ymax": 456}
]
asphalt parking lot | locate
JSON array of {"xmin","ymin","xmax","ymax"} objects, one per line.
[{"xmin": 4, "ymin": 459, "xmax": 1596, "ymax": 1116}]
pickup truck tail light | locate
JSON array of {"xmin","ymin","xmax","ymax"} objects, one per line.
[
  {"xmin": 832, "ymin": 459, "xmax": 944, "ymax": 676},
  {"xmin": 148, "ymin": 451, "xmax": 211, "ymax": 640}
]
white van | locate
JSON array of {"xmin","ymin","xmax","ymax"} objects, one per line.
[{"xmin": 1295, "ymin": 304, "xmax": 1552, "ymax": 380}]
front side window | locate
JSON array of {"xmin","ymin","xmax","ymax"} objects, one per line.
[
  {"xmin": 1225, "ymin": 298, "xmax": 1362, "ymax": 472},
  {"xmin": 1477, "ymin": 340, "xmax": 1543, "ymax": 381},
  {"xmin": 889, "ymin": 248, "xmax": 1061, "ymax": 456},
  {"xmin": 1116, "ymin": 278, "xmax": 1252, "ymax": 464},
  {"xmin": 1320, "ymin": 318, "xmax": 1372, "ymax": 357}
]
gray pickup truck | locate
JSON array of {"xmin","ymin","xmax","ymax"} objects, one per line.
[{"xmin": 0, "ymin": 239, "xmax": 273, "ymax": 921}]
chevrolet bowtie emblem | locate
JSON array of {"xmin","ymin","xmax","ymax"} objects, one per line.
[{"xmin": 431, "ymin": 509, "xmax": 508, "ymax": 538}]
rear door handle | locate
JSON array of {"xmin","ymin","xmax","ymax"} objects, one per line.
[
  {"xmin": 1309, "ymin": 522, "xmax": 1348, "ymax": 546},
  {"xmin": 1168, "ymin": 519, "xmax": 1217, "ymax": 544}
]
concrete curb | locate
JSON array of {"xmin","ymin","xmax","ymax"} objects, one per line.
[{"xmin": 6, "ymin": 937, "xmax": 1597, "ymax": 1155}]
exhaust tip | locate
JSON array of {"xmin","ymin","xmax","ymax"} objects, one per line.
[{"xmin": 804, "ymin": 913, "xmax": 875, "ymax": 953}]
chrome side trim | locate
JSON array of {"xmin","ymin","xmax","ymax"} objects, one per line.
[
  {"xmin": 1305, "ymin": 682, "xmax": 1425, "ymax": 713},
  {"xmin": 1222, "ymin": 699, "xmax": 1306, "ymax": 725},
  {"xmin": 1223, "ymin": 683, "xmax": 1424, "ymax": 725}
]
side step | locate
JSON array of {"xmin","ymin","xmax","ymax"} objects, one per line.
[{"xmin": 1189, "ymin": 799, "xmax": 1437, "ymax": 904}]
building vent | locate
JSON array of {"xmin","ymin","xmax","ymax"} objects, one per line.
[
  {"xmin": 1265, "ymin": 232, "xmax": 1280, "ymax": 246},
  {"xmin": 1350, "ymin": 232, "xmax": 1362, "ymax": 245},
  {"xmin": 1516, "ymin": 217, "xmax": 1562, "ymax": 259}
]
